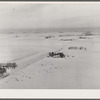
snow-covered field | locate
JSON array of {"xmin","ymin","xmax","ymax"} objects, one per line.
[{"xmin": 0, "ymin": 31, "xmax": 100, "ymax": 89}]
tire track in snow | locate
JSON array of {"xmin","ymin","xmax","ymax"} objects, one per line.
[
  {"xmin": 0, "ymin": 52, "xmax": 48, "ymax": 80},
  {"xmin": 10, "ymin": 51, "xmax": 39, "ymax": 62}
]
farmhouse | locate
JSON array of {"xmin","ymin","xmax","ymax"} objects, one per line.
[{"xmin": 48, "ymin": 52, "xmax": 65, "ymax": 58}]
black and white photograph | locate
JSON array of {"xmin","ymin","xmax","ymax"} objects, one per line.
[{"xmin": 0, "ymin": 2, "xmax": 100, "ymax": 89}]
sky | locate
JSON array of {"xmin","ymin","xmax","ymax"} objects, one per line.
[{"xmin": 0, "ymin": 2, "xmax": 100, "ymax": 30}]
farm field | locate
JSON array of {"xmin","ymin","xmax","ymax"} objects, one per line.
[{"xmin": 0, "ymin": 31, "xmax": 100, "ymax": 89}]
